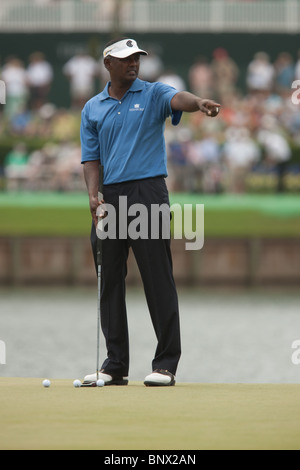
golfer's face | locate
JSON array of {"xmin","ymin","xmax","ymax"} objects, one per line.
[{"xmin": 107, "ymin": 53, "xmax": 141, "ymax": 82}]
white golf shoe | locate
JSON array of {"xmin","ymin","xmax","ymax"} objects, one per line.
[
  {"xmin": 144, "ymin": 369, "xmax": 176, "ymax": 387},
  {"xmin": 83, "ymin": 370, "xmax": 128, "ymax": 386}
]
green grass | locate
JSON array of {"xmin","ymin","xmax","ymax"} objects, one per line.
[
  {"xmin": 1, "ymin": 378, "xmax": 300, "ymax": 450},
  {"xmin": 0, "ymin": 207, "xmax": 91, "ymax": 236},
  {"xmin": 1, "ymin": 192, "xmax": 300, "ymax": 237},
  {"xmin": 0, "ymin": 206, "xmax": 299, "ymax": 238},
  {"xmin": 203, "ymin": 209, "xmax": 300, "ymax": 237}
]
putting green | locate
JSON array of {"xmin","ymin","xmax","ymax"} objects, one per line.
[{"xmin": 1, "ymin": 378, "xmax": 300, "ymax": 450}]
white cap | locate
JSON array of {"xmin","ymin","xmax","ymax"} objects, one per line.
[{"xmin": 103, "ymin": 39, "xmax": 148, "ymax": 59}]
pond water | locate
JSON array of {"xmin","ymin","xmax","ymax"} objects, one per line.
[{"xmin": 1, "ymin": 286, "xmax": 300, "ymax": 384}]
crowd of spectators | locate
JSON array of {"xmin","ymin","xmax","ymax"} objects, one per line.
[
  {"xmin": 1, "ymin": 46, "xmax": 300, "ymax": 193},
  {"xmin": 166, "ymin": 48, "xmax": 300, "ymax": 193}
]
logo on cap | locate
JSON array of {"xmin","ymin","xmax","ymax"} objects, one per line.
[{"xmin": 126, "ymin": 40, "xmax": 134, "ymax": 48}]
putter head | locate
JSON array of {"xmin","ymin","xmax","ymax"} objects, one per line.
[{"xmin": 81, "ymin": 381, "xmax": 97, "ymax": 387}]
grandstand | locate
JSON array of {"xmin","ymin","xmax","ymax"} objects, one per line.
[{"xmin": 0, "ymin": 0, "xmax": 299, "ymax": 33}]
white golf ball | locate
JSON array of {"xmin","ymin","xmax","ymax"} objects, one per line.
[
  {"xmin": 73, "ymin": 379, "xmax": 82, "ymax": 388},
  {"xmin": 96, "ymin": 379, "xmax": 105, "ymax": 387},
  {"xmin": 42, "ymin": 379, "xmax": 51, "ymax": 388}
]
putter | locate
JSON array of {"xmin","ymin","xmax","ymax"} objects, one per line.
[
  {"xmin": 82, "ymin": 164, "xmax": 104, "ymax": 388},
  {"xmin": 80, "ymin": 381, "xmax": 97, "ymax": 387}
]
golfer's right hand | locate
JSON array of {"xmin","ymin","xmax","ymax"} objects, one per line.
[{"xmin": 90, "ymin": 196, "xmax": 107, "ymax": 227}]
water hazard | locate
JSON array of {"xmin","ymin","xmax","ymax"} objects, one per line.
[{"xmin": 1, "ymin": 287, "xmax": 300, "ymax": 383}]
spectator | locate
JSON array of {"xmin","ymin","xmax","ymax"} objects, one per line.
[
  {"xmin": 26, "ymin": 143, "xmax": 58, "ymax": 190},
  {"xmin": 52, "ymin": 108, "xmax": 80, "ymax": 141},
  {"xmin": 4, "ymin": 143, "xmax": 29, "ymax": 190},
  {"xmin": 223, "ymin": 126, "xmax": 260, "ymax": 193},
  {"xmin": 26, "ymin": 51, "xmax": 53, "ymax": 110},
  {"xmin": 188, "ymin": 55, "xmax": 213, "ymax": 98},
  {"xmin": 55, "ymin": 142, "xmax": 84, "ymax": 191},
  {"xmin": 1, "ymin": 57, "xmax": 28, "ymax": 120},
  {"xmin": 273, "ymin": 52, "xmax": 295, "ymax": 97},
  {"xmin": 157, "ymin": 69, "xmax": 186, "ymax": 92},
  {"xmin": 257, "ymin": 114, "xmax": 292, "ymax": 192},
  {"xmin": 63, "ymin": 50, "xmax": 100, "ymax": 109},
  {"xmin": 193, "ymin": 131, "xmax": 222, "ymax": 193},
  {"xmin": 9, "ymin": 107, "xmax": 33, "ymax": 136},
  {"xmin": 210, "ymin": 48, "xmax": 239, "ymax": 100},
  {"xmin": 246, "ymin": 51, "xmax": 275, "ymax": 96},
  {"xmin": 179, "ymin": 129, "xmax": 222, "ymax": 193},
  {"xmin": 139, "ymin": 48, "xmax": 164, "ymax": 82},
  {"xmin": 167, "ymin": 127, "xmax": 191, "ymax": 191},
  {"xmin": 278, "ymin": 96, "xmax": 300, "ymax": 144}
]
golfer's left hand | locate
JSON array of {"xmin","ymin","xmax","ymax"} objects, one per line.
[{"xmin": 199, "ymin": 99, "xmax": 221, "ymax": 117}]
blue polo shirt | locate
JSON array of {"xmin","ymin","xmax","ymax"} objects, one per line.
[{"xmin": 80, "ymin": 78, "xmax": 182, "ymax": 185}]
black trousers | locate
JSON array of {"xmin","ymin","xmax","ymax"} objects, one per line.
[{"xmin": 90, "ymin": 177, "xmax": 181, "ymax": 377}]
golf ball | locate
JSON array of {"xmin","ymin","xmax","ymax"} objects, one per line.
[
  {"xmin": 73, "ymin": 379, "xmax": 82, "ymax": 388},
  {"xmin": 42, "ymin": 379, "xmax": 51, "ymax": 388},
  {"xmin": 96, "ymin": 379, "xmax": 105, "ymax": 387}
]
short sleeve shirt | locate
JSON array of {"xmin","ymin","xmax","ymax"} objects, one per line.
[{"xmin": 80, "ymin": 78, "xmax": 182, "ymax": 185}]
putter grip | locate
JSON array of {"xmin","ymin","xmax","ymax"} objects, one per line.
[{"xmin": 97, "ymin": 165, "xmax": 104, "ymax": 266}]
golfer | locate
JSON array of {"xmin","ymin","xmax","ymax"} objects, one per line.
[{"xmin": 81, "ymin": 38, "xmax": 220, "ymax": 386}]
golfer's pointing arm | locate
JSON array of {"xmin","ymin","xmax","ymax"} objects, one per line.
[{"xmin": 171, "ymin": 91, "xmax": 221, "ymax": 117}]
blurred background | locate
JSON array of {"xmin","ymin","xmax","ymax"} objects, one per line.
[{"xmin": 1, "ymin": 0, "xmax": 300, "ymax": 383}]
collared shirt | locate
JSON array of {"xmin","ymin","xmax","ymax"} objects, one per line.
[{"xmin": 80, "ymin": 78, "xmax": 182, "ymax": 185}]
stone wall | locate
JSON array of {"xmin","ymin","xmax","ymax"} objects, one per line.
[{"xmin": 0, "ymin": 236, "xmax": 299, "ymax": 287}]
